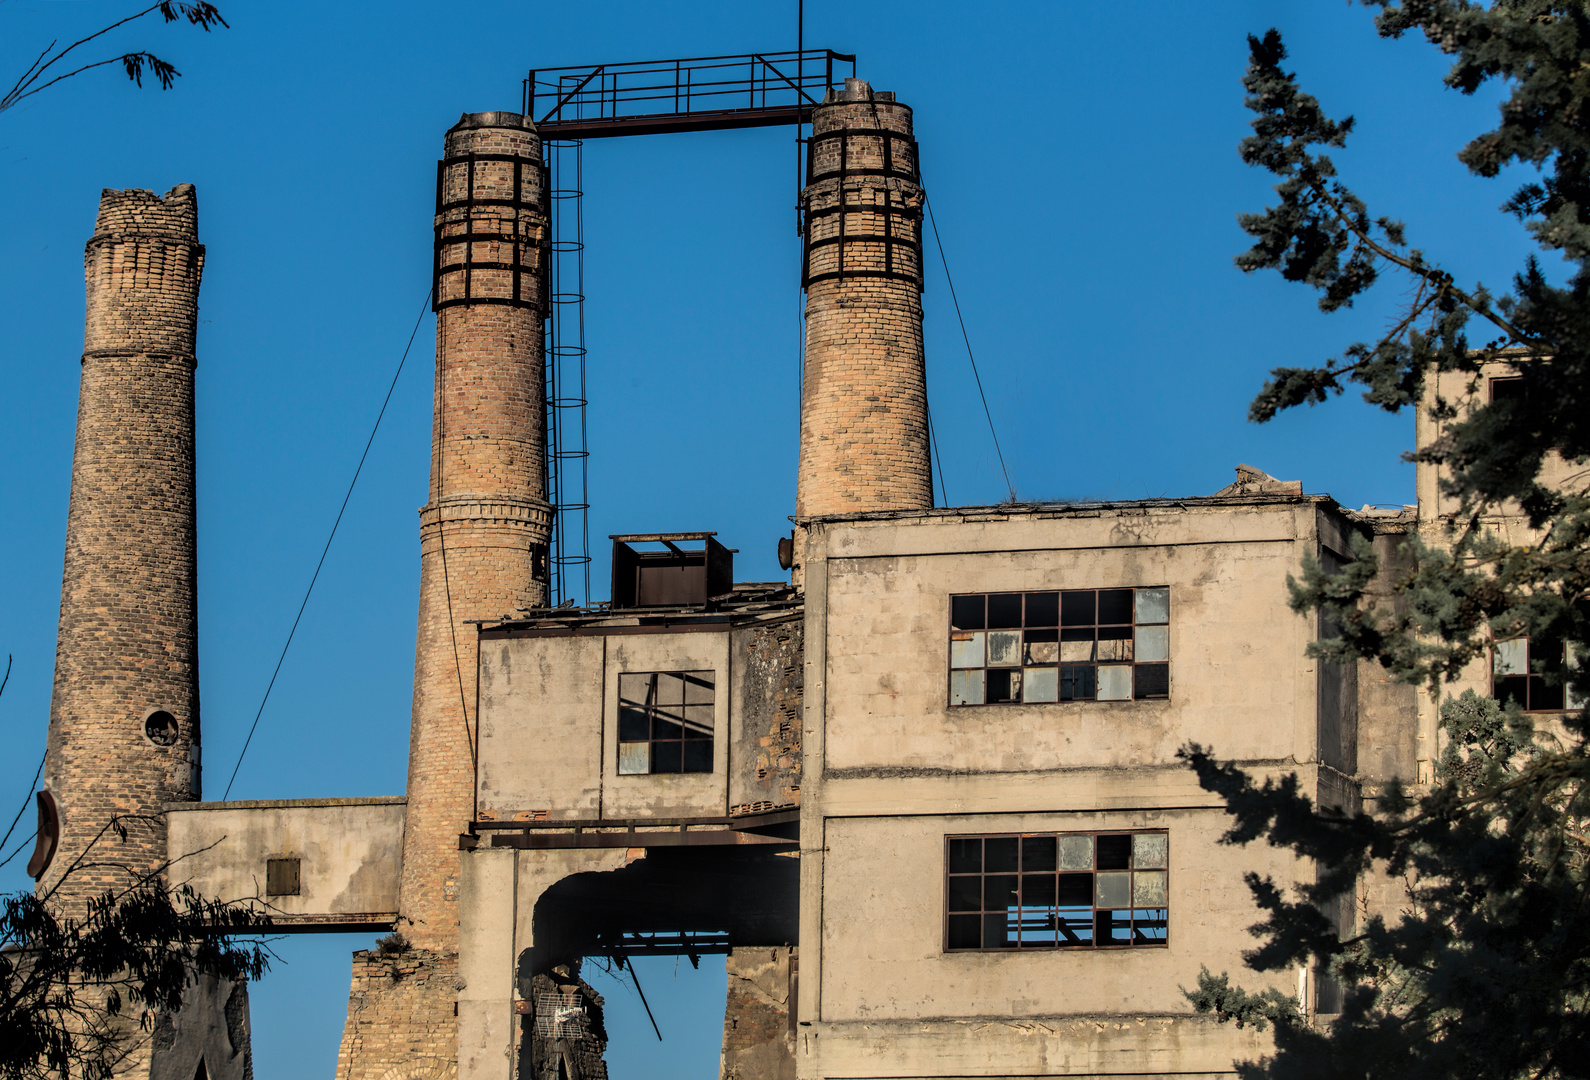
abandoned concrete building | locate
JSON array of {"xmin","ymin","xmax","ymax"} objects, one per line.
[{"xmin": 34, "ymin": 52, "xmax": 1577, "ymax": 1080}]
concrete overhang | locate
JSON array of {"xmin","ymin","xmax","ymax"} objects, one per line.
[{"xmin": 165, "ymin": 796, "xmax": 405, "ymax": 932}]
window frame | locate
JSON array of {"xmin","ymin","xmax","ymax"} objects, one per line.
[
  {"xmin": 616, "ymin": 670, "xmax": 716, "ymax": 775},
  {"xmin": 1492, "ymin": 638, "xmax": 1585, "ymax": 713},
  {"xmin": 942, "ymin": 829, "xmax": 1170, "ymax": 953},
  {"xmin": 946, "ymin": 587, "xmax": 1171, "ymax": 707}
]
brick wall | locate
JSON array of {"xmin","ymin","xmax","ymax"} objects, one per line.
[
  {"xmin": 795, "ymin": 84, "xmax": 932, "ymax": 518},
  {"xmin": 41, "ymin": 185, "xmax": 204, "ymax": 914},
  {"xmin": 336, "ymin": 949, "xmax": 460, "ymax": 1080}
]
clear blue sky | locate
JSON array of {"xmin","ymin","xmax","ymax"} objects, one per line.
[{"xmin": 0, "ymin": 1, "xmax": 1538, "ymax": 1076}]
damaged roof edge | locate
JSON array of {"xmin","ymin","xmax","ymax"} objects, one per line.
[{"xmin": 795, "ymin": 490, "xmax": 1345, "ymax": 527}]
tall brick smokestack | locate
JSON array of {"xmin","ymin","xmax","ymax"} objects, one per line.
[
  {"xmin": 41, "ymin": 185, "xmax": 205, "ymax": 913},
  {"xmin": 796, "ymin": 79, "xmax": 932, "ymax": 517},
  {"xmin": 399, "ymin": 112, "xmax": 551, "ymax": 950}
]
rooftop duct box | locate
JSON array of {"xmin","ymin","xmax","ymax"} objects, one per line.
[{"xmin": 610, "ymin": 532, "xmax": 734, "ymax": 608}]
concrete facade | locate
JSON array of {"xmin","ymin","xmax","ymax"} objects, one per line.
[{"xmin": 39, "ymin": 68, "xmax": 1521, "ymax": 1080}]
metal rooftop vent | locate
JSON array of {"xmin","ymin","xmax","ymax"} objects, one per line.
[{"xmin": 610, "ymin": 532, "xmax": 734, "ymax": 608}]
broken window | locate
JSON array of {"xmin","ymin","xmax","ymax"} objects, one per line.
[
  {"xmin": 1493, "ymin": 638, "xmax": 1585, "ymax": 713},
  {"xmin": 948, "ymin": 588, "xmax": 1170, "ymax": 706},
  {"xmin": 945, "ymin": 830, "xmax": 1168, "ymax": 951},
  {"xmin": 617, "ymin": 671, "xmax": 715, "ymax": 774}
]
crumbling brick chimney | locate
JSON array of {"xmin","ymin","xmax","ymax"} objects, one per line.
[
  {"xmin": 399, "ymin": 110, "xmax": 553, "ymax": 951},
  {"xmin": 41, "ymin": 185, "xmax": 205, "ymax": 913},
  {"xmin": 796, "ymin": 78, "xmax": 933, "ymax": 517}
]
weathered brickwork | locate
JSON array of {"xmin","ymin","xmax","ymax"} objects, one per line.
[
  {"xmin": 42, "ymin": 185, "xmax": 205, "ymax": 915},
  {"xmin": 796, "ymin": 83, "xmax": 933, "ymax": 518},
  {"xmin": 336, "ymin": 948, "xmax": 460, "ymax": 1080},
  {"xmin": 401, "ymin": 111, "xmax": 552, "ymax": 953},
  {"xmin": 721, "ymin": 947, "xmax": 796, "ymax": 1080},
  {"xmin": 730, "ymin": 620, "xmax": 803, "ymax": 814},
  {"xmin": 341, "ymin": 113, "xmax": 551, "ymax": 1080}
]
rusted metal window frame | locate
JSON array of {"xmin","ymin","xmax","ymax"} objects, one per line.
[
  {"xmin": 943, "ymin": 830, "xmax": 1169, "ymax": 953},
  {"xmin": 616, "ymin": 670, "xmax": 716, "ymax": 775},
  {"xmin": 1493, "ymin": 637, "xmax": 1585, "ymax": 713},
  {"xmin": 946, "ymin": 588, "xmax": 1171, "ymax": 707}
]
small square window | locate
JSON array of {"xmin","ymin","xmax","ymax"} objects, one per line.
[{"xmin": 617, "ymin": 672, "xmax": 714, "ymax": 773}]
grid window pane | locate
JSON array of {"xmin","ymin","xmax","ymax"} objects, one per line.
[
  {"xmin": 946, "ymin": 831, "xmax": 1169, "ymax": 952},
  {"xmin": 617, "ymin": 670, "xmax": 714, "ymax": 774},
  {"xmin": 950, "ymin": 588, "xmax": 1170, "ymax": 706},
  {"xmin": 1492, "ymin": 638, "xmax": 1578, "ymax": 713}
]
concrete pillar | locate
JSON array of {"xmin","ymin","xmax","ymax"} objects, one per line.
[
  {"xmin": 401, "ymin": 110, "xmax": 552, "ymax": 951},
  {"xmin": 458, "ymin": 847, "xmax": 519, "ymax": 1080},
  {"xmin": 42, "ymin": 185, "xmax": 205, "ymax": 913},
  {"xmin": 796, "ymin": 79, "xmax": 932, "ymax": 518},
  {"xmin": 721, "ymin": 946, "xmax": 797, "ymax": 1080}
]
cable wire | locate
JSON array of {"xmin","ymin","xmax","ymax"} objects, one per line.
[
  {"xmin": 221, "ymin": 288, "xmax": 432, "ymax": 800},
  {"xmin": 924, "ymin": 197, "xmax": 1016, "ymax": 501}
]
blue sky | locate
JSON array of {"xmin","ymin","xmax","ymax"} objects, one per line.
[{"xmin": 0, "ymin": 1, "xmax": 1540, "ymax": 1076}]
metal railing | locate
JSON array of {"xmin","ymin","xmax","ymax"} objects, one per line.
[{"xmin": 523, "ymin": 49, "xmax": 855, "ymax": 138}]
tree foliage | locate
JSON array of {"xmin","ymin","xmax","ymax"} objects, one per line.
[
  {"xmin": 0, "ymin": 815, "xmax": 272, "ymax": 1080},
  {"xmin": 2, "ymin": 2, "xmax": 228, "ymax": 118},
  {"xmin": 1187, "ymin": 4, "xmax": 1590, "ymax": 1077}
]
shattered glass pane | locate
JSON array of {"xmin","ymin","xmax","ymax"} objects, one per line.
[
  {"xmin": 1097, "ymin": 908, "xmax": 1132, "ymax": 944},
  {"xmin": 1024, "ymin": 628, "xmax": 1058, "ymax": 664},
  {"xmin": 1024, "ymin": 591, "xmax": 1059, "ymax": 627},
  {"xmin": 950, "ymin": 632, "xmax": 985, "ymax": 669},
  {"xmin": 1057, "ymin": 835, "xmax": 1093, "ymax": 871},
  {"xmin": 617, "ymin": 742, "xmax": 649, "ymax": 775},
  {"xmin": 1023, "ymin": 666, "xmax": 1058, "ymax": 703},
  {"xmin": 1132, "ymin": 832, "xmax": 1168, "ymax": 869},
  {"xmin": 987, "ymin": 668, "xmax": 1021, "ymax": 703},
  {"xmin": 1097, "ymin": 834, "xmax": 1131, "ymax": 869},
  {"xmin": 1098, "ymin": 589, "xmax": 1133, "ymax": 625},
  {"xmin": 1096, "ymin": 872, "xmax": 1130, "ymax": 909},
  {"xmin": 1057, "ymin": 873, "xmax": 1092, "ymax": 905},
  {"xmin": 1132, "ymin": 909, "xmax": 1168, "ymax": 944},
  {"xmin": 1135, "ymin": 624, "xmax": 1169, "ymax": 662},
  {"xmin": 1097, "ymin": 637, "xmax": 1133, "ymax": 662},
  {"xmin": 1022, "ymin": 835, "xmax": 1057, "ymax": 872},
  {"xmin": 1097, "ymin": 664, "xmax": 1132, "ymax": 700},
  {"xmin": 1135, "ymin": 587, "xmax": 1169, "ymax": 625},
  {"xmin": 988, "ymin": 593, "xmax": 1023, "ymax": 629},
  {"xmin": 984, "ymin": 911, "xmax": 1014, "ymax": 948},
  {"xmin": 1017, "ymin": 905, "xmax": 1059, "ymax": 946},
  {"xmin": 1495, "ymin": 638, "xmax": 1528, "ymax": 676},
  {"xmin": 951, "ymin": 594, "xmax": 985, "ymax": 630},
  {"xmin": 985, "ymin": 837, "xmax": 1018, "ymax": 872},
  {"xmin": 1061, "ymin": 591, "xmax": 1095, "ymax": 626},
  {"xmin": 1059, "ymin": 639, "xmax": 1095, "ymax": 663},
  {"xmin": 1133, "ymin": 870, "xmax": 1168, "ymax": 907},
  {"xmin": 1056, "ymin": 907, "xmax": 1093, "ymax": 945},
  {"xmin": 987, "ymin": 630, "xmax": 1022, "ymax": 667},
  {"xmin": 950, "ymin": 669, "xmax": 985, "ymax": 706}
]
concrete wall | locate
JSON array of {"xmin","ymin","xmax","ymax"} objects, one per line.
[
  {"xmin": 166, "ymin": 797, "xmax": 404, "ymax": 927},
  {"xmin": 798, "ymin": 500, "xmax": 1349, "ymax": 1078},
  {"xmin": 478, "ymin": 619, "xmax": 801, "ymax": 822}
]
